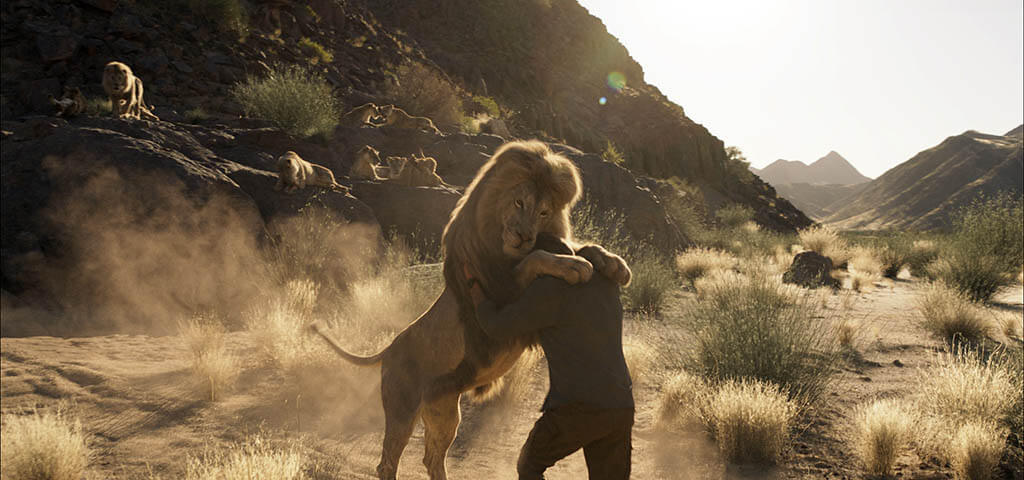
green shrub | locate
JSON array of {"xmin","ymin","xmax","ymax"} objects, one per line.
[
  {"xmin": 714, "ymin": 203, "xmax": 754, "ymax": 229},
  {"xmin": 601, "ymin": 140, "xmax": 626, "ymax": 166},
  {"xmin": 907, "ymin": 239, "xmax": 940, "ymax": 276},
  {"xmin": 188, "ymin": 0, "xmax": 247, "ymax": 37},
  {"xmin": 623, "ymin": 251, "xmax": 676, "ymax": 314},
  {"xmin": 685, "ymin": 272, "xmax": 839, "ymax": 404},
  {"xmin": 382, "ymin": 63, "xmax": 463, "ymax": 130},
  {"xmin": 470, "ymin": 95, "xmax": 500, "ymax": 117},
  {"xmin": 184, "ymin": 106, "xmax": 210, "ymax": 124},
  {"xmin": 231, "ymin": 64, "xmax": 341, "ymax": 139},
  {"xmin": 298, "ymin": 37, "xmax": 333, "ymax": 64},
  {"xmin": 934, "ymin": 192, "xmax": 1023, "ymax": 301},
  {"xmin": 724, "ymin": 146, "xmax": 755, "ymax": 184}
]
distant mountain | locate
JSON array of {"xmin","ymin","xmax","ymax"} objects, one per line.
[
  {"xmin": 826, "ymin": 127, "xmax": 1023, "ymax": 230},
  {"xmin": 772, "ymin": 182, "xmax": 869, "ymax": 220},
  {"xmin": 756, "ymin": 151, "xmax": 871, "ymax": 186}
]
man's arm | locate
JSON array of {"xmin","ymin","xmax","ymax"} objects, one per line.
[{"xmin": 471, "ymin": 277, "xmax": 570, "ymax": 340}]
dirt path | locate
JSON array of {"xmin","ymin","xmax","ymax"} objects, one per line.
[{"xmin": 2, "ymin": 279, "xmax": 1022, "ymax": 479}]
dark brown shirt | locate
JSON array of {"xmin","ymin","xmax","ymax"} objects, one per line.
[{"xmin": 476, "ymin": 275, "xmax": 634, "ymax": 410}]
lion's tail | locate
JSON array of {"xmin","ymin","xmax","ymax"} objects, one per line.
[{"xmin": 310, "ymin": 321, "xmax": 385, "ymax": 366}]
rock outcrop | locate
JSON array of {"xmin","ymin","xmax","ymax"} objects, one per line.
[{"xmin": 782, "ymin": 251, "xmax": 839, "ymax": 289}]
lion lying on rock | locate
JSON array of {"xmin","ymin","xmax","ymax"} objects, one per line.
[
  {"xmin": 312, "ymin": 140, "xmax": 630, "ymax": 480},
  {"xmin": 48, "ymin": 86, "xmax": 85, "ymax": 118},
  {"xmin": 378, "ymin": 104, "xmax": 442, "ymax": 135},
  {"xmin": 102, "ymin": 61, "xmax": 158, "ymax": 121},
  {"xmin": 275, "ymin": 151, "xmax": 348, "ymax": 194},
  {"xmin": 391, "ymin": 154, "xmax": 447, "ymax": 187}
]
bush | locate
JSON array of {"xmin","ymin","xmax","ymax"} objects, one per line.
[
  {"xmin": 674, "ymin": 247, "xmax": 736, "ymax": 287},
  {"xmin": 907, "ymin": 239, "xmax": 940, "ymax": 276},
  {"xmin": 623, "ymin": 251, "xmax": 676, "ymax": 314},
  {"xmin": 914, "ymin": 347, "xmax": 1017, "ymax": 460},
  {"xmin": 915, "ymin": 282, "xmax": 993, "ymax": 344},
  {"xmin": 851, "ymin": 399, "xmax": 916, "ymax": 477},
  {"xmin": 705, "ymin": 379, "xmax": 796, "ymax": 464},
  {"xmin": 656, "ymin": 370, "xmax": 710, "ymax": 430},
  {"xmin": 601, "ymin": 140, "xmax": 626, "ymax": 166},
  {"xmin": 231, "ymin": 64, "xmax": 340, "ymax": 139},
  {"xmin": 935, "ymin": 192, "xmax": 1024, "ymax": 301},
  {"xmin": 184, "ymin": 106, "xmax": 210, "ymax": 124},
  {"xmin": 179, "ymin": 313, "xmax": 237, "ymax": 401},
  {"xmin": 188, "ymin": 0, "xmax": 247, "ymax": 37},
  {"xmin": 1, "ymin": 409, "xmax": 89, "ymax": 480},
  {"xmin": 298, "ymin": 37, "xmax": 333, "ymax": 64},
  {"xmin": 469, "ymin": 95, "xmax": 500, "ymax": 117},
  {"xmin": 381, "ymin": 62, "xmax": 464, "ymax": 130},
  {"xmin": 715, "ymin": 203, "xmax": 754, "ymax": 229},
  {"xmin": 798, "ymin": 226, "xmax": 850, "ymax": 266},
  {"xmin": 685, "ymin": 272, "xmax": 839, "ymax": 404},
  {"xmin": 951, "ymin": 422, "xmax": 1004, "ymax": 480}
]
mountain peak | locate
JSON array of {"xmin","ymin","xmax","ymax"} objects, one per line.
[
  {"xmin": 757, "ymin": 151, "xmax": 870, "ymax": 186},
  {"xmin": 1005, "ymin": 124, "xmax": 1023, "ymax": 138}
]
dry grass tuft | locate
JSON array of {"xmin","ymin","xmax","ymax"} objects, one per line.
[
  {"xmin": 915, "ymin": 282, "xmax": 993, "ymax": 344},
  {"xmin": 798, "ymin": 226, "xmax": 850, "ymax": 265},
  {"xmin": 705, "ymin": 379, "xmax": 797, "ymax": 464},
  {"xmin": 950, "ymin": 422, "xmax": 1005, "ymax": 480},
  {"xmin": 186, "ymin": 435, "xmax": 305, "ymax": 480},
  {"xmin": 847, "ymin": 247, "xmax": 883, "ymax": 292},
  {"xmin": 656, "ymin": 370, "xmax": 710, "ymax": 430},
  {"xmin": 998, "ymin": 311, "xmax": 1023, "ymax": 341},
  {"xmin": 0, "ymin": 409, "xmax": 89, "ymax": 480},
  {"xmin": 622, "ymin": 340, "xmax": 657, "ymax": 385},
  {"xmin": 851, "ymin": 398, "xmax": 916, "ymax": 477},
  {"xmin": 675, "ymin": 248, "xmax": 736, "ymax": 287},
  {"xmin": 914, "ymin": 347, "xmax": 1017, "ymax": 463},
  {"xmin": 836, "ymin": 319, "xmax": 861, "ymax": 349},
  {"xmin": 180, "ymin": 314, "xmax": 237, "ymax": 401}
]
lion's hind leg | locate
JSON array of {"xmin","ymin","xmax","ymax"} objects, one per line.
[
  {"xmin": 377, "ymin": 370, "xmax": 420, "ymax": 480},
  {"xmin": 422, "ymin": 392, "xmax": 461, "ymax": 480}
]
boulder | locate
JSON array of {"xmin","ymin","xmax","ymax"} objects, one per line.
[
  {"xmin": 349, "ymin": 181, "xmax": 460, "ymax": 250},
  {"xmin": 782, "ymin": 251, "xmax": 840, "ymax": 289}
]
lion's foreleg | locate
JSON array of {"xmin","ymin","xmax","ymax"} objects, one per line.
[{"xmin": 422, "ymin": 393, "xmax": 461, "ymax": 480}]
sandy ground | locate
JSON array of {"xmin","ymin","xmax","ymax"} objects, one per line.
[{"xmin": 2, "ymin": 277, "xmax": 1022, "ymax": 479}]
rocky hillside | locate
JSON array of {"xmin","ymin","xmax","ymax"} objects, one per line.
[
  {"xmin": 771, "ymin": 182, "xmax": 868, "ymax": 221},
  {"xmin": 753, "ymin": 151, "xmax": 870, "ymax": 186},
  {"xmin": 0, "ymin": 0, "xmax": 810, "ymax": 232},
  {"xmin": 826, "ymin": 126, "xmax": 1023, "ymax": 230}
]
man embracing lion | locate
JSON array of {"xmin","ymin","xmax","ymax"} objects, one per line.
[{"xmin": 468, "ymin": 233, "xmax": 634, "ymax": 480}]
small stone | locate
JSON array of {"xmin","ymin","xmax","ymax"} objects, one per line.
[{"xmin": 893, "ymin": 359, "xmax": 904, "ymax": 367}]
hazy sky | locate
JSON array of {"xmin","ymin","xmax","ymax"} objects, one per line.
[{"xmin": 579, "ymin": 0, "xmax": 1024, "ymax": 178}]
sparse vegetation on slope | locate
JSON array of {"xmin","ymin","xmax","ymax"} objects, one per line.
[
  {"xmin": 381, "ymin": 62, "xmax": 464, "ymax": 131},
  {"xmin": 231, "ymin": 64, "xmax": 341, "ymax": 139}
]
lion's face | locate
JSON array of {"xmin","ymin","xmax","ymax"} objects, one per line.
[
  {"xmin": 498, "ymin": 181, "xmax": 557, "ymax": 258},
  {"xmin": 104, "ymin": 63, "xmax": 131, "ymax": 94}
]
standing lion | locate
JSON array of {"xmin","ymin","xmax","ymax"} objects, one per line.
[
  {"xmin": 275, "ymin": 151, "xmax": 348, "ymax": 194},
  {"xmin": 312, "ymin": 140, "xmax": 630, "ymax": 480},
  {"xmin": 102, "ymin": 61, "xmax": 159, "ymax": 121}
]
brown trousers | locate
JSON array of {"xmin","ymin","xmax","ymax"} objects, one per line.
[{"xmin": 516, "ymin": 404, "xmax": 634, "ymax": 480}]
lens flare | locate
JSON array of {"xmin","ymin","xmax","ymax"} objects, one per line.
[
  {"xmin": 599, "ymin": 97, "xmax": 607, "ymax": 105},
  {"xmin": 606, "ymin": 71, "xmax": 626, "ymax": 91}
]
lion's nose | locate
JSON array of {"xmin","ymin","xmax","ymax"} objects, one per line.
[{"xmin": 517, "ymin": 232, "xmax": 535, "ymax": 245}]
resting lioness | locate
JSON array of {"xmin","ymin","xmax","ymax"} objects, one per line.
[
  {"xmin": 378, "ymin": 104, "xmax": 442, "ymax": 135},
  {"xmin": 48, "ymin": 86, "xmax": 85, "ymax": 118},
  {"xmin": 274, "ymin": 151, "xmax": 348, "ymax": 194}
]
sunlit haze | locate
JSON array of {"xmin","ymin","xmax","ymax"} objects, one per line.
[{"xmin": 579, "ymin": 0, "xmax": 1024, "ymax": 178}]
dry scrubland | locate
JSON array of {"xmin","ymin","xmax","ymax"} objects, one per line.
[{"xmin": 2, "ymin": 196, "xmax": 1023, "ymax": 479}]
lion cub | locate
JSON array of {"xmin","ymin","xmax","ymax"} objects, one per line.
[
  {"xmin": 275, "ymin": 151, "xmax": 348, "ymax": 194},
  {"xmin": 349, "ymin": 145, "xmax": 384, "ymax": 180},
  {"xmin": 102, "ymin": 61, "xmax": 158, "ymax": 121},
  {"xmin": 378, "ymin": 104, "xmax": 442, "ymax": 135},
  {"xmin": 48, "ymin": 86, "xmax": 85, "ymax": 118},
  {"xmin": 391, "ymin": 155, "xmax": 446, "ymax": 187},
  {"xmin": 340, "ymin": 103, "xmax": 384, "ymax": 127}
]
